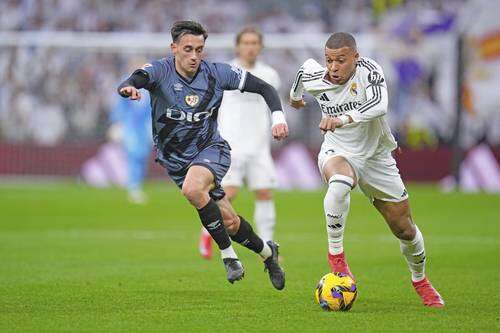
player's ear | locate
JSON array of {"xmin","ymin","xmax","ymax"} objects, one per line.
[{"xmin": 170, "ymin": 42, "xmax": 177, "ymax": 54}]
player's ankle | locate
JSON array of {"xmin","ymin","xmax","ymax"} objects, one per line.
[{"xmin": 220, "ymin": 246, "xmax": 238, "ymax": 259}]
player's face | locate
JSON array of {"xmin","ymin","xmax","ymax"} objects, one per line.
[
  {"xmin": 324, "ymin": 46, "xmax": 359, "ymax": 85},
  {"xmin": 236, "ymin": 32, "xmax": 262, "ymax": 65},
  {"xmin": 171, "ymin": 34, "xmax": 205, "ymax": 77}
]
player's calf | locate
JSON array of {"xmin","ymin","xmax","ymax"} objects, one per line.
[
  {"xmin": 324, "ymin": 174, "xmax": 355, "ymax": 278},
  {"xmin": 197, "ymin": 199, "xmax": 244, "ymax": 284}
]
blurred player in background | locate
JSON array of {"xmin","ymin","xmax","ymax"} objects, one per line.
[
  {"xmin": 109, "ymin": 59, "xmax": 152, "ymax": 204},
  {"xmin": 198, "ymin": 27, "xmax": 281, "ymax": 259},
  {"xmin": 117, "ymin": 21, "xmax": 287, "ymax": 288},
  {"xmin": 290, "ymin": 32, "xmax": 444, "ymax": 307}
]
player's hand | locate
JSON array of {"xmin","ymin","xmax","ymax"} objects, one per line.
[
  {"xmin": 289, "ymin": 98, "xmax": 306, "ymax": 109},
  {"xmin": 272, "ymin": 123, "xmax": 289, "ymax": 141},
  {"xmin": 119, "ymin": 86, "xmax": 141, "ymax": 100},
  {"xmin": 319, "ymin": 116, "xmax": 343, "ymax": 134}
]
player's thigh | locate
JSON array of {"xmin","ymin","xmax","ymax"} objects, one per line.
[
  {"xmin": 358, "ymin": 152, "xmax": 408, "ymax": 203},
  {"xmin": 182, "ymin": 165, "xmax": 215, "ymax": 194},
  {"xmin": 373, "ymin": 198, "xmax": 415, "ymax": 240},
  {"xmin": 191, "ymin": 143, "xmax": 232, "ymax": 202},
  {"xmin": 322, "ymin": 156, "xmax": 358, "ymax": 186},
  {"xmin": 247, "ymin": 148, "xmax": 277, "ymax": 191},
  {"xmin": 216, "ymin": 196, "xmax": 240, "ymax": 234}
]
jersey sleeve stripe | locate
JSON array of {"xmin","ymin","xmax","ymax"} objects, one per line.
[
  {"xmin": 357, "ymin": 59, "xmax": 377, "ymax": 71},
  {"xmin": 291, "ymin": 69, "xmax": 304, "ymax": 93},
  {"xmin": 358, "ymin": 85, "xmax": 380, "ymax": 114},
  {"xmin": 302, "ymin": 74, "xmax": 324, "ymax": 82},
  {"xmin": 357, "ymin": 84, "xmax": 381, "ymax": 114},
  {"xmin": 238, "ymin": 69, "xmax": 248, "ymax": 91},
  {"xmin": 303, "ymin": 70, "xmax": 325, "ymax": 76}
]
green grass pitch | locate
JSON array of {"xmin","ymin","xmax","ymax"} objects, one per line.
[{"xmin": 1, "ymin": 182, "xmax": 499, "ymax": 332}]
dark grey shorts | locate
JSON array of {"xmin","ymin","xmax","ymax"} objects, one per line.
[{"xmin": 166, "ymin": 143, "xmax": 231, "ymax": 201}]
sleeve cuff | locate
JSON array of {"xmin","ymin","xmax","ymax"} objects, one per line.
[
  {"xmin": 271, "ymin": 111, "xmax": 287, "ymax": 126},
  {"xmin": 289, "ymin": 93, "xmax": 303, "ymax": 101}
]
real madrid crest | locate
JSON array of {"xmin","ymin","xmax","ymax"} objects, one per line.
[
  {"xmin": 185, "ymin": 94, "xmax": 199, "ymax": 107},
  {"xmin": 350, "ymin": 83, "xmax": 358, "ymax": 96}
]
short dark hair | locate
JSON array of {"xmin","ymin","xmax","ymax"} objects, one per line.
[
  {"xmin": 171, "ymin": 20, "xmax": 208, "ymax": 43},
  {"xmin": 235, "ymin": 27, "xmax": 263, "ymax": 45},
  {"xmin": 325, "ymin": 32, "xmax": 357, "ymax": 50}
]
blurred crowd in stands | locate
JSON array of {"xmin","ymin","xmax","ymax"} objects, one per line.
[{"xmin": 1, "ymin": 0, "xmax": 498, "ymax": 149}]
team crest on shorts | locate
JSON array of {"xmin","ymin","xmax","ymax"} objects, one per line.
[
  {"xmin": 350, "ymin": 83, "xmax": 358, "ymax": 96},
  {"xmin": 185, "ymin": 94, "xmax": 199, "ymax": 107}
]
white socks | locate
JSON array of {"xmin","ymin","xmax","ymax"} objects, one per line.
[
  {"xmin": 259, "ymin": 242, "xmax": 273, "ymax": 259},
  {"xmin": 324, "ymin": 175, "xmax": 353, "ymax": 255},
  {"xmin": 400, "ymin": 225, "xmax": 426, "ymax": 282},
  {"xmin": 254, "ymin": 199, "xmax": 276, "ymax": 242},
  {"xmin": 220, "ymin": 246, "xmax": 238, "ymax": 259}
]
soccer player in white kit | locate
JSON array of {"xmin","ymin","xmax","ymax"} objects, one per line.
[
  {"xmin": 198, "ymin": 27, "xmax": 281, "ymax": 259},
  {"xmin": 289, "ymin": 32, "xmax": 444, "ymax": 307}
]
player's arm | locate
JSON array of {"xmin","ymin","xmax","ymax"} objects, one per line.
[
  {"xmin": 320, "ymin": 63, "xmax": 388, "ymax": 133},
  {"xmin": 117, "ymin": 69, "xmax": 150, "ymax": 100},
  {"xmin": 242, "ymin": 73, "xmax": 289, "ymax": 140},
  {"xmin": 345, "ymin": 66, "xmax": 388, "ymax": 123},
  {"xmin": 289, "ymin": 66, "xmax": 306, "ymax": 109},
  {"xmin": 117, "ymin": 61, "xmax": 165, "ymax": 100}
]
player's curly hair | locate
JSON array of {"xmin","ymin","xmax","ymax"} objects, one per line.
[{"xmin": 171, "ymin": 20, "xmax": 208, "ymax": 42}]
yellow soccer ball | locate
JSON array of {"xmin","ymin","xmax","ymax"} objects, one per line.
[{"xmin": 315, "ymin": 272, "xmax": 358, "ymax": 311}]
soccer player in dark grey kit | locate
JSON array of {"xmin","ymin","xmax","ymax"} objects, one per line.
[{"xmin": 117, "ymin": 21, "xmax": 287, "ymax": 289}]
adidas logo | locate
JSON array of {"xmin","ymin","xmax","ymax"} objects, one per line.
[{"xmin": 319, "ymin": 93, "xmax": 330, "ymax": 102}]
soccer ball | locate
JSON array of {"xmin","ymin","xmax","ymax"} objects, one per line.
[{"xmin": 315, "ymin": 272, "xmax": 358, "ymax": 311}]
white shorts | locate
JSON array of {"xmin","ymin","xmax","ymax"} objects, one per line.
[
  {"xmin": 222, "ymin": 148, "xmax": 277, "ymax": 190},
  {"xmin": 318, "ymin": 146, "xmax": 409, "ymax": 202}
]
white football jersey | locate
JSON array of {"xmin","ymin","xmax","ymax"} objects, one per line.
[
  {"xmin": 218, "ymin": 59, "xmax": 281, "ymax": 155},
  {"xmin": 290, "ymin": 57, "xmax": 397, "ymax": 159}
]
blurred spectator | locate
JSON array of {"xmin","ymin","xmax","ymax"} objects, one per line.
[{"xmin": 1, "ymin": 0, "xmax": 496, "ymax": 150}]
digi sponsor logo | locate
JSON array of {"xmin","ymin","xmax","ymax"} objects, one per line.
[{"xmin": 164, "ymin": 106, "xmax": 217, "ymax": 122}]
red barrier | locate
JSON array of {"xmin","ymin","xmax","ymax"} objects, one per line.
[{"xmin": 0, "ymin": 142, "xmax": 498, "ymax": 181}]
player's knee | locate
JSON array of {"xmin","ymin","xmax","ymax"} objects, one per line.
[
  {"xmin": 255, "ymin": 189, "xmax": 272, "ymax": 201},
  {"xmin": 392, "ymin": 223, "xmax": 416, "ymax": 241},
  {"xmin": 181, "ymin": 182, "xmax": 206, "ymax": 206},
  {"xmin": 326, "ymin": 174, "xmax": 353, "ymax": 201}
]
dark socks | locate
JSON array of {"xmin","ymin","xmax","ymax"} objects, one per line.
[
  {"xmin": 230, "ymin": 215, "xmax": 265, "ymax": 254},
  {"xmin": 197, "ymin": 199, "xmax": 231, "ymax": 250}
]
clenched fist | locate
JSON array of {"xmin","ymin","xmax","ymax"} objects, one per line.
[
  {"xmin": 272, "ymin": 123, "xmax": 289, "ymax": 141},
  {"xmin": 319, "ymin": 116, "xmax": 343, "ymax": 134},
  {"xmin": 119, "ymin": 86, "xmax": 142, "ymax": 100}
]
